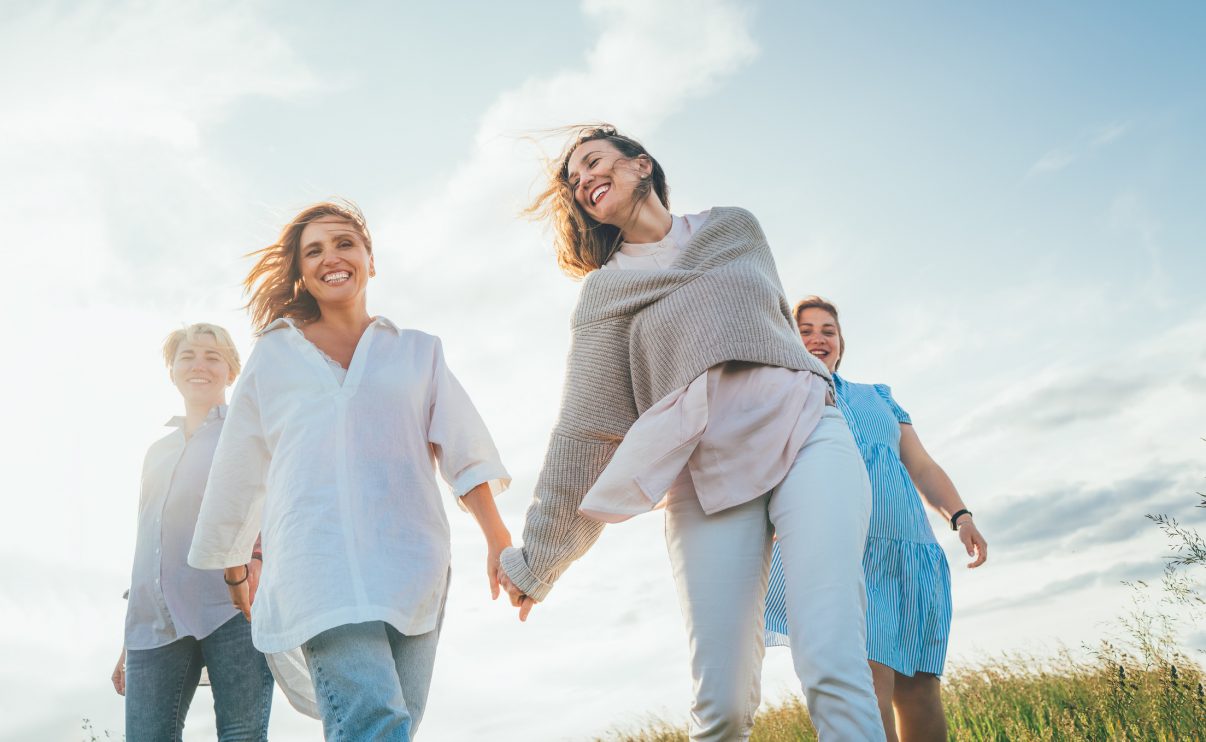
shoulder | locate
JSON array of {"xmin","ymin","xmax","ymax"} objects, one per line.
[
  {"xmin": 391, "ymin": 326, "xmax": 440, "ymax": 350},
  {"xmin": 707, "ymin": 206, "xmax": 759, "ymax": 227},
  {"xmin": 142, "ymin": 428, "xmax": 181, "ymax": 468}
]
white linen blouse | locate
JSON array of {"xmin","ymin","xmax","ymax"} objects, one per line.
[{"xmin": 187, "ymin": 316, "xmax": 510, "ymax": 654}]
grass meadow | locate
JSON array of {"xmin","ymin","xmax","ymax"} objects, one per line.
[{"xmin": 596, "ymin": 645, "xmax": 1206, "ymax": 741}]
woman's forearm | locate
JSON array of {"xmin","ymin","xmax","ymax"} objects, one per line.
[
  {"xmin": 461, "ymin": 482, "xmax": 510, "ymax": 545},
  {"xmin": 912, "ymin": 462, "xmax": 968, "ymax": 522},
  {"xmin": 899, "ymin": 425, "xmax": 970, "ymax": 524}
]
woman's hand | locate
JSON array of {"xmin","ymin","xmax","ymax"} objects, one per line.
[
  {"xmin": 247, "ymin": 557, "xmax": 262, "ymax": 605},
  {"xmin": 498, "ymin": 571, "xmax": 538, "ymax": 622},
  {"xmin": 958, "ymin": 518, "xmax": 988, "ymax": 568},
  {"xmin": 111, "ymin": 647, "xmax": 126, "ymax": 696},
  {"xmin": 225, "ymin": 565, "xmax": 252, "ymax": 621},
  {"xmin": 486, "ymin": 532, "xmax": 512, "ymax": 601}
]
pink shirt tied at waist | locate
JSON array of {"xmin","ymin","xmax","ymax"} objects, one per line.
[{"xmin": 579, "ymin": 210, "xmax": 829, "ymax": 523}]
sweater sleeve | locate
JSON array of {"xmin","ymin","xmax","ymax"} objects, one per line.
[{"xmin": 499, "ymin": 432, "xmax": 618, "ymax": 602}]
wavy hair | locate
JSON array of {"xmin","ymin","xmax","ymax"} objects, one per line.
[
  {"xmin": 524, "ymin": 124, "xmax": 669, "ymax": 278},
  {"xmin": 243, "ymin": 201, "xmax": 372, "ymax": 332}
]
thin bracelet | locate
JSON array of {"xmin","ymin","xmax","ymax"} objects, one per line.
[
  {"xmin": 949, "ymin": 509, "xmax": 972, "ymax": 531},
  {"xmin": 224, "ymin": 565, "xmax": 250, "ymax": 586},
  {"xmin": 251, "ymin": 553, "xmax": 263, "ymax": 561}
]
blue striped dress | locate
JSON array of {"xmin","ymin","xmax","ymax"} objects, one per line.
[{"xmin": 764, "ymin": 374, "xmax": 953, "ymax": 677}]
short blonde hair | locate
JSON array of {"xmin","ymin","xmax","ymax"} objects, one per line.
[{"xmin": 162, "ymin": 323, "xmax": 242, "ymax": 377}]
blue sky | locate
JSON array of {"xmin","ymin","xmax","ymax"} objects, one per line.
[{"xmin": 1, "ymin": 1, "xmax": 1203, "ymax": 739}]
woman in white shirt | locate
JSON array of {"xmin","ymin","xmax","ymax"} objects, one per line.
[
  {"xmin": 188, "ymin": 201, "xmax": 511, "ymax": 741},
  {"xmin": 117, "ymin": 323, "xmax": 274, "ymax": 741}
]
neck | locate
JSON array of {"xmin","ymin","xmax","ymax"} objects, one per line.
[
  {"xmin": 182, "ymin": 399, "xmax": 220, "ymax": 437},
  {"xmin": 618, "ymin": 193, "xmax": 673, "ymax": 245},
  {"xmin": 314, "ymin": 299, "xmax": 373, "ymax": 334}
]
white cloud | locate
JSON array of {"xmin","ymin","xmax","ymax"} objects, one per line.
[
  {"xmin": 1028, "ymin": 147, "xmax": 1077, "ymax": 175},
  {"xmin": 1026, "ymin": 119, "xmax": 1130, "ymax": 177},
  {"xmin": 0, "ymin": 1, "xmax": 315, "ymax": 149}
]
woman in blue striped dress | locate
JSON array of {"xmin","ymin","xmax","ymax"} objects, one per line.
[{"xmin": 765, "ymin": 296, "xmax": 987, "ymax": 742}]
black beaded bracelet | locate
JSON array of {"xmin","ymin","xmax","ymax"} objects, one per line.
[
  {"xmin": 949, "ymin": 509, "xmax": 972, "ymax": 531},
  {"xmin": 224, "ymin": 565, "xmax": 250, "ymax": 586}
]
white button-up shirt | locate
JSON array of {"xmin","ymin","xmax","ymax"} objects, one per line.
[
  {"xmin": 188, "ymin": 317, "xmax": 509, "ymax": 654},
  {"xmin": 125, "ymin": 406, "xmax": 239, "ymax": 650}
]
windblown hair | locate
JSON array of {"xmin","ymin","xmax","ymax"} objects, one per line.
[
  {"xmin": 793, "ymin": 295, "xmax": 845, "ymax": 369},
  {"xmin": 243, "ymin": 201, "xmax": 372, "ymax": 332},
  {"xmin": 162, "ymin": 323, "xmax": 242, "ymax": 377},
  {"xmin": 525, "ymin": 124, "xmax": 670, "ymax": 278}
]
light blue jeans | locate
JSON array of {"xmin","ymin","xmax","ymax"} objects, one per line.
[
  {"xmin": 301, "ymin": 618, "xmax": 442, "ymax": 741},
  {"xmin": 125, "ymin": 614, "xmax": 273, "ymax": 742}
]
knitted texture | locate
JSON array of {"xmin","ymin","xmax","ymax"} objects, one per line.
[{"xmin": 500, "ymin": 207, "xmax": 832, "ymax": 601}]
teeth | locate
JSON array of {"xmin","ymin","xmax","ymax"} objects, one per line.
[
  {"xmin": 591, "ymin": 184, "xmax": 610, "ymax": 205},
  {"xmin": 323, "ymin": 271, "xmax": 350, "ymax": 283}
]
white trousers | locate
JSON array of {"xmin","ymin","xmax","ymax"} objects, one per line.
[{"xmin": 664, "ymin": 407, "xmax": 884, "ymax": 742}]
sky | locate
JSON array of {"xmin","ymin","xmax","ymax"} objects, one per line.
[{"xmin": 1, "ymin": 0, "xmax": 1204, "ymax": 739}]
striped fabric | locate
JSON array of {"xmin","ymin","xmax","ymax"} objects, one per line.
[{"xmin": 764, "ymin": 374, "xmax": 953, "ymax": 677}]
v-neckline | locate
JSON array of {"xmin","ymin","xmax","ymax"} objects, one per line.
[{"xmin": 284, "ymin": 319, "xmax": 379, "ymax": 393}]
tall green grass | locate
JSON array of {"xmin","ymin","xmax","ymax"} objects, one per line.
[{"xmin": 597, "ymin": 645, "xmax": 1205, "ymax": 741}]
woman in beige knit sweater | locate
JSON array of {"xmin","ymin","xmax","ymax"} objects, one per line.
[{"xmin": 499, "ymin": 124, "xmax": 884, "ymax": 742}]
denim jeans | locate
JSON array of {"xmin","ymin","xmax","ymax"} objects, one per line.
[
  {"xmin": 125, "ymin": 614, "xmax": 274, "ymax": 742},
  {"xmin": 301, "ymin": 619, "xmax": 442, "ymax": 742}
]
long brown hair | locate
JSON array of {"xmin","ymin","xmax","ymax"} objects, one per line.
[
  {"xmin": 525, "ymin": 124, "xmax": 670, "ymax": 278},
  {"xmin": 243, "ymin": 201, "xmax": 373, "ymax": 332},
  {"xmin": 793, "ymin": 295, "xmax": 845, "ymax": 369}
]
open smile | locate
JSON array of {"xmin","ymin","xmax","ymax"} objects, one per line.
[{"xmin": 590, "ymin": 183, "xmax": 611, "ymax": 206}]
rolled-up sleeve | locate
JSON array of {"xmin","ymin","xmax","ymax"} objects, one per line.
[
  {"xmin": 426, "ymin": 338, "xmax": 511, "ymax": 505},
  {"xmin": 188, "ymin": 359, "xmax": 270, "ymax": 569}
]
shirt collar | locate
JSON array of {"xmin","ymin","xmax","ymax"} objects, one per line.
[
  {"xmin": 258, "ymin": 315, "xmax": 400, "ymax": 336},
  {"xmin": 165, "ymin": 404, "xmax": 228, "ymax": 428},
  {"xmin": 832, "ymin": 372, "xmax": 847, "ymax": 391}
]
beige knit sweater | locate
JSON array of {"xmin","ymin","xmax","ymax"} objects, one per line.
[{"xmin": 499, "ymin": 207, "xmax": 832, "ymax": 601}]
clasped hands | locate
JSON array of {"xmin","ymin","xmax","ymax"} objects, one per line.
[{"xmin": 488, "ymin": 539, "xmax": 538, "ymax": 622}]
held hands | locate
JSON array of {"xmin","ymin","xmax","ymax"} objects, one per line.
[
  {"xmin": 498, "ymin": 570, "xmax": 538, "ymax": 622},
  {"xmin": 957, "ymin": 517, "xmax": 988, "ymax": 568},
  {"xmin": 485, "ymin": 531, "xmax": 513, "ymax": 602}
]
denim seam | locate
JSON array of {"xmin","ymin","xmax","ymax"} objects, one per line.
[{"xmin": 170, "ymin": 649, "xmax": 195, "ymax": 741}]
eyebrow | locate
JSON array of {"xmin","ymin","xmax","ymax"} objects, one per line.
[
  {"xmin": 301, "ymin": 231, "xmax": 360, "ymax": 251},
  {"xmin": 567, "ymin": 146, "xmax": 605, "ymax": 179}
]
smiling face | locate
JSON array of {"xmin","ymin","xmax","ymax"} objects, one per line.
[
  {"xmin": 798, "ymin": 307, "xmax": 843, "ymax": 372},
  {"xmin": 169, "ymin": 334, "xmax": 234, "ymax": 408},
  {"xmin": 565, "ymin": 139, "xmax": 651, "ymax": 228},
  {"xmin": 297, "ymin": 217, "xmax": 374, "ymax": 311}
]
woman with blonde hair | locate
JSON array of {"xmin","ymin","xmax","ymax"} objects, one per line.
[
  {"xmin": 188, "ymin": 201, "xmax": 511, "ymax": 741},
  {"xmin": 765, "ymin": 295, "xmax": 988, "ymax": 742},
  {"xmin": 115, "ymin": 323, "xmax": 275, "ymax": 741},
  {"xmin": 498, "ymin": 125, "xmax": 884, "ymax": 741}
]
